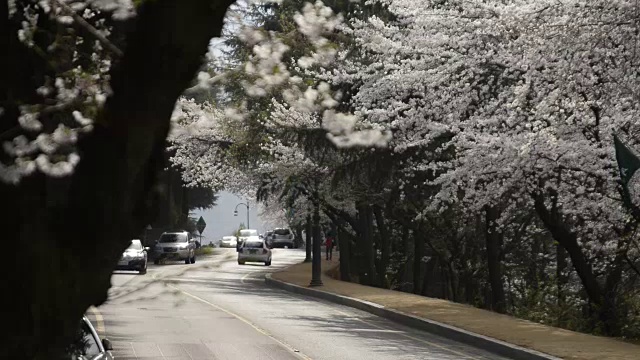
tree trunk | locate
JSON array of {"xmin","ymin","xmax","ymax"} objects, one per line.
[
  {"xmin": 337, "ymin": 226, "xmax": 351, "ymax": 281},
  {"xmin": 310, "ymin": 199, "xmax": 323, "ymax": 286},
  {"xmin": 357, "ymin": 203, "xmax": 376, "ymax": 286},
  {"xmin": 402, "ymin": 226, "xmax": 413, "ymax": 292},
  {"xmin": 485, "ymin": 206, "xmax": 507, "ymax": 313},
  {"xmin": 0, "ymin": 0, "xmax": 235, "ymax": 357},
  {"xmin": 373, "ymin": 205, "xmax": 391, "ymax": 288},
  {"xmin": 294, "ymin": 226, "xmax": 303, "ymax": 248},
  {"xmin": 305, "ymin": 214, "xmax": 312, "ymax": 262},
  {"xmin": 413, "ymin": 230, "xmax": 424, "ymax": 294},
  {"xmin": 533, "ymin": 193, "xmax": 615, "ymax": 333},
  {"xmin": 556, "ymin": 243, "xmax": 568, "ymax": 309}
]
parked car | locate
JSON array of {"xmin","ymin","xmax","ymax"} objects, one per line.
[
  {"xmin": 271, "ymin": 228, "xmax": 295, "ymax": 248},
  {"xmin": 153, "ymin": 231, "xmax": 197, "ymax": 264},
  {"xmin": 115, "ymin": 239, "xmax": 149, "ymax": 274},
  {"xmin": 219, "ymin": 235, "xmax": 238, "ymax": 248},
  {"xmin": 238, "ymin": 238, "xmax": 272, "ymax": 266},
  {"xmin": 69, "ymin": 316, "xmax": 114, "ymax": 359}
]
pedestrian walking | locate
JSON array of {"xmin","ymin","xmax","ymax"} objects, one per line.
[{"xmin": 325, "ymin": 235, "xmax": 334, "ymax": 260}]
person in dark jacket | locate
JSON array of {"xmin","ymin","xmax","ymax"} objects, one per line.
[{"xmin": 325, "ymin": 235, "xmax": 335, "ymax": 260}]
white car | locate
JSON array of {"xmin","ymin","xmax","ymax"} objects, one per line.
[
  {"xmin": 236, "ymin": 229, "xmax": 259, "ymax": 249},
  {"xmin": 238, "ymin": 238, "xmax": 272, "ymax": 266},
  {"xmin": 219, "ymin": 236, "xmax": 237, "ymax": 248}
]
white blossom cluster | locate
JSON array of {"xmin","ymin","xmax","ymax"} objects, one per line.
[
  {"xmin": 168, "ymin": 98, "xmax": 252, "ymax": 193},
  {"xmin": 1, "ymin": 0, "xmax": 133, "ymax": 184},
  {"xmin": 335, "ymin": 0, "xmax": 640, "ymax": 260},
  {"xmin": 228, "ymin": 0, "xmax": 391, "ymax": 148}
]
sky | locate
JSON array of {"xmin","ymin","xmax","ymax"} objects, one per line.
[{"xmin": 192, "ymin": 191, "xmax": 268, "ymax": 245}]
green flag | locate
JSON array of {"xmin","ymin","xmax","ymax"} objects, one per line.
[{"xmin": 614, "ymin": 134, "xmax": 640, "ymax": 211}]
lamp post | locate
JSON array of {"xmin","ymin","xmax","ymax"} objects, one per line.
[{"xmin": 233, "ymin": 202, "xmax": 250, "ymax": 229}]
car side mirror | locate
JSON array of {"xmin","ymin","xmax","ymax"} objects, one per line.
[{"xmin": 102, "ymin": 338, "xmax": 113, "ymax": 351}]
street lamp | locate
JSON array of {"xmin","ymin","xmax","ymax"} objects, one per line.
[{"xmin": 234, "ymin": 202, "xmax": 250, "ymax": 229}]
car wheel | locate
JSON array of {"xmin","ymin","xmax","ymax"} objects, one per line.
[
  {"xmin": 265, "ymin": 259, "xmax": 271, "ymax": 266},
  {"xmin": 238, "ymin": 261, "xmax": 245, "ymax": 265},
  {"xmin": 190, "ymin": 255, "xmax": 196, "ymax": 264},
  {"xmin": 185, "ymin": 257, "xmax": 190, "ymax": 264},
  {"xmin": 139, "ymin": 266, "xmax": 147, "ymax": 275}
]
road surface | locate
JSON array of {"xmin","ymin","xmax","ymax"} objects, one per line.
[{"xmin": 93, "ymin": 249, "xmax": 512, "ymax": 360}]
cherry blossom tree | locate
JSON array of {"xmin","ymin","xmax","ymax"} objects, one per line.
[
  {"xmin": 1, "ymin": 0, "xmax": 236, "ymax": 356},
  {"xmin": 336, "ymin": 0, "xmax": 640, "ymax": 334}
]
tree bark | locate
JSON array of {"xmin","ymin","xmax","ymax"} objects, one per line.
[
  {"xmin": 357, "ymin": 203, "xmax": 377, "ymax": 286},
  {"xmin": 0, "ymin": 0, "xmax": 236, "ymax": 357},
  {"xmin": 310, "ymin": 199, "xmax": 323, "ymax": 286},
  {"xmin": 533, "ymin": 193, "xmax": 617, "ymax": 333},
  {"xmin": 485, "ymin": 205, "xmax": 507, "ymax": 313},
  {"xmin": 556, "ymin": 243, "xmax": 568, "ymax": 309},
  {"xmin": 413, "ymin": 229, "xmax": 424, "ymax": 294},
  {"xmin": 337, "ymin": 225, "xmax": 351, "ymax": 281},
  {"xmin": 373, "ymin": 205, "xmax": 391, "ymax": 288},
  {"xmin": 305, "ymin": 214, "xmax": 312, "ymax": 262}
]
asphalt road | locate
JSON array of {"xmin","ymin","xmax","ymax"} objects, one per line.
[{"xmin": 93, "ymin": 249, "xmax": 512, "ymax": 360}]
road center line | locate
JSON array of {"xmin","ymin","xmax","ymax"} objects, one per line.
[
  {"xmin": 166, "ymin": 282, "xmax": 312, "ymax": 360},
  {"xmin": 87, "ymin": 306, "xmax": 106, "ymax": 335}
]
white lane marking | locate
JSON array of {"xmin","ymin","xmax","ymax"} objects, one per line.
[
  {"xmin": 240, "ymin": 272, "xmax": 255, "ymax": 284},
  {"xmin": 87, "ymin": 306, "xmax": 106, "ymax": 335},
  {"xmin": 164, "ymin": 282, "xmax": 311, "ymax": 360}
]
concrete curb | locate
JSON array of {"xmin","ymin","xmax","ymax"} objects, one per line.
[{"xmin": 265, "ymin": 273, "xmax": 561, "ymax": 360}]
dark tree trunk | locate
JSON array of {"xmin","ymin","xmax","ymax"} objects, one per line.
[
  {"xmin": 401, "ymin": 226, "xmax": 413, "ymax": 292},
  {"xmin": 294, "ymin": 226, "xmax": 303, "ymax": 248},
  {"xmin": 413, "ymin": 230, "xmax": 424, "ymax": 294},
  {"xmin": 373, "ymin": 205, "xmax": 391, "ymax": 288},
  {"xmin": 0, "ymin": 0, "xmax": 235, "ymax": 357},
  {"xmin": 533, "ymin": 193, "xmax": 619, "ymax": 334},
  {"xmin": 305, "ymin": 214, "xmax": 312, "ymax": 262},
  {"xmin": 485, "ymin": 206, "xmax": 507, "ymax": 313},
  {"xmin": 310, "ymin": 199, "xmax": 323, "ymax": 286},
  {"xmin": 337, "ymin": 226, "xmax": 351, "ymax": 281},
  {"xmin": 556, "ymin": 243, "xmax": 568, "ymax": 308},
  {"xmin": 357, "ymin": 203, "xmax": 376, "ymax": 286}
]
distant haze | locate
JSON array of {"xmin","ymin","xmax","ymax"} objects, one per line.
[{"xmin": 192, "ymin": 191, "xmax": 267, "ymax": 244}]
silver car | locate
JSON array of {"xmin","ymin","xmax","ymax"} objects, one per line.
[
  {"xmin": 153, "ymin": 231, "xmax": 197, "ymax": 264},
  {"xmin": 115, "ymin": 239, "xmax": 149, "ymax": 274},
  {"xmin": 238, "ymin": 238, "xmax": 272, "ymax": 266},
  {"xmin": 219, "ymin": 235, "xmax": 238, "ymax": 248}
]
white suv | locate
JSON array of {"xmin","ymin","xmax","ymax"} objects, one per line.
[
  {"xmin": 153, "ymin": 231, "xmax": 197, "ymax": 264},
  {"xmin": 271, "ymin": 228, "xmax": 295, "ymax": 248}
]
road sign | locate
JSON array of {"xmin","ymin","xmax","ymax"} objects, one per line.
[{"xmin": 196, "ymin": 216, "xmax": 206, "ymax": 235}]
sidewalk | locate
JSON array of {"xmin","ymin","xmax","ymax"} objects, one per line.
[{"xmin": 269, "ymin": 258, "xmax": 640, "ymax": 360}]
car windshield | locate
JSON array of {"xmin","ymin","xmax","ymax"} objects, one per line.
[
  {"xmin": 127, "ymin": 241, "xmax": 142, "ymax": 250},
  {"xmin": 243, "ymin": 241, "xmax": 264, "ymax": 248},
  {"xmin": 159, "ymin": 233, "xmax": 187, "ymax": 243},
  {"xmin": 274, "ymin": 229, "xmax": 290, "ymax": 235},
  {"xmin": 239, "ymin": 230, "xmax": 258, "ymax": 237}
]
